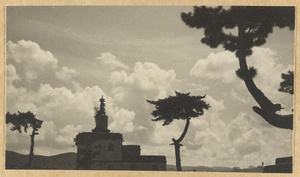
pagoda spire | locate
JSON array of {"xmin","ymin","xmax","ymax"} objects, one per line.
[
  {"xmin": 92, "ymin": 95, "xmax": 110, "ymax": 133},
  {"xmin": 99, "ymin": 95, "xmax": 106, "ymax": 115}
]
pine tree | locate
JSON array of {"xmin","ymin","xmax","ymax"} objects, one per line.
[
  {"xmin": 147, "ymin": 91, "xmax": 210, "ymax": 171},
  {"xmin": 181, "ymin": 6, "xmax": 294, "ymax": 129},
  {"xmin": 6, "ymin": 111, "xmax": 43, "ymax": 168}
]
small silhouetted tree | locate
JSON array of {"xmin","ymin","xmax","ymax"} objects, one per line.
[
  {"xmin": 279, "ymin": 70, "xmax": 294, "ymax": 95},
  {"xmin": 6, "ymin": 111, "xmax": 43, "ymax": 168},
  {"xmin": 181, "ymin": 6, "xmax": 294, "ymax": 129},
  {"xmin": 147, "ymin": 91, "xmax": 210, "ymax": 171}
]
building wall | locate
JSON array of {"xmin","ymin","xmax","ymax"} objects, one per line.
[
  {"xmin": 122, "ymin": 145, "xmax": 140, "ymax": 159},
  {"xmin": 76, "ymin": 132, "xmax": 166, "ymax": 171},
  {"xmin": 76, "ymin": 97, "xmax": 166, "ymax": 171},
  {"xmin": 263, "ymin": 164, "xmax": 292, "ymax": 173},
  {"xmin": 76, "ymin": 145, "xmax": 92, "ymax": 169},
  {"xmin": 76, "ymin": 133, "xmax": 123, "ymax": 170},
  {"xmin": 263, "ymin": 156, "xmax": 292, "ymax": 173},
  {"xmin": 91, "ymin": 138, "xmax": 123, "ymax": 161}
]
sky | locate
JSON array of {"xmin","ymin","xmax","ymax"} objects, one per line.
[{"xmin": 5, "ymin": 6, "xmax": 294, "ymax": 169}]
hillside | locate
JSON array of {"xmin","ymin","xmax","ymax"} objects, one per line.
[{"xmin": 5, "ymin": 151, "xmax": 77, "ymax": 169}]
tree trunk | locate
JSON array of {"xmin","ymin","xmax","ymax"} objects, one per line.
[
  {"xmin": 171, "ymin": 118, "xmax": 190, "ymax": 171},
  {"xmin": 26, "ymin": 129, "xmax": 36, "ymax": 168},
  {"xmin": 237, "ymin": 25, "xmax": 293, "ymax": 130},
  {"xmin": 172, "ymin": 140, "xmax": 182, "ymax": 171}
]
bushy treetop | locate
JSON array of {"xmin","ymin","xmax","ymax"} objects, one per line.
[
  {"xmin": 181, "ymin": 6, "xmax": 295, "ymax": 57},
  {"xmin": 147, "ymin": 91, "xmax": 210, "ymax": 126}
]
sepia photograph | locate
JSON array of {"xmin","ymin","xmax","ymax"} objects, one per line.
[{"xmin": 3, "ymin": 4, "xmax": 296, "ymax": 175}]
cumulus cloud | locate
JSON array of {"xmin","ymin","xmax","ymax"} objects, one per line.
[
  {"xmin": 6, "ymin": 46, "xmax": 146, "ymax": 154},
  {"xmin": 6, "ymin": 81, "xmax": 108, "ymax": 153},
  {"xmin": 6, "ymin": 64, "xmax": 20, "ymax": 85},
  {"xmin": 248, "ymin": 47, "xmax": 294, "ymax": 99},
  {"xmin": 143, "ymin": 93, "xmax": 292, "ymax": 168},
  {"xmin": 97, "ymin": 52, "xmax": 129, "ymax": 70},
  {"xmin": 131, "ymin": 62, "xmax": 176, "ymax": 93},
  {"xmin": 150, "ymin": 121, "xmax": 183, "ymax": 145},
  {"xmin": 235, "ymin": 128, "xmax": 262, "ymax": 156},
  {"xmin": 111, "ymin": 87, "xmax": 129, "ymax": 102},
  {"xmin": 144, "ymin": 95, "xmax": 226, "ymax": 165},
  {"xmin": 204, "ymin": 95, "xmax": 226, "ymax": 112},
  {"xmin": 104, "ymin": 61, "xmax": 180, "ymax": 148},
  {"xmin": 33, "ymin": 84, "xmax": 106, "ymax": 128},
  {"xmin": 110, "ymin": 62, "xmax": 176, "ymax": 99},
  {"xmin": 187, "ymin": 83, "xmax": 209, "ymax": 92},
  {"xmin": 56, "ymin": 124, "xmax": 83, "ymax": 145},
  {"xmin": 6, "ymin": 120, "xmax": 58, "ymax": 155},
  {"xmin": 6, "ymin": 123, "xmax": 31, "ymax": 153},
  {"xmin": 35, "ymin": 121, "xmax": 57, "ymax": 141},
  {"xmin": 6, "ymin": 77, "xmax": 38, "ymax": 113},
  {"xmin": 190, "ymin": 51, "xmax": 237, "ymax": 83},
  {"xmin": 230, "ymin": 89, "xmax": 247, "ymax": 103},
  {"xmin": 226, "ymin": 113, "xmax": 264, "ymax": 158},
  {"xmin": 55, "ymin": 67, "xmax": 79, "ymax": 81},
  {"xmin": 181, "ymin": 110, "xmax": 292, "ymax": 167},
  {"xmin": 7, "ymin": 40, "xmax": 58, "ymax": 81},
  {"xmin": 109, "ymin": 108, "xmax": 135, "ymax": 133},
  {"xmin": 110, "ymin": 70, "xmax": 134, "ymax": 86},
  {"xmin": 190, "ymin": 47, "xmax": 293, "ymax": 114},
  {"xmin": 190, "ymin": 47, "xmax": 292, "ymax": 91},
  {"xmin": 6, "ymin": 43, "xmax": 292, "ymax": 168}
]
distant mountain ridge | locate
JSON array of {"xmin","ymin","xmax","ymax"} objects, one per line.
[
  {"xmin": 166, "ymin": 164, "xmax": 262, "ymax": 172},
  {"xmin": 5, "ymin": 150, "xmax": 263, "ymax": 172}
]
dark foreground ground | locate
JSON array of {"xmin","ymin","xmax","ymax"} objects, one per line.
[{"xmin": 5, "ymin": 150, "xmax": 263, "ymax": 172}]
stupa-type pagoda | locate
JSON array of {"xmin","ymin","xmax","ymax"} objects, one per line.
[{"xmin": 75, "ymin": 96, "xmax": 166, "ymax": 170}]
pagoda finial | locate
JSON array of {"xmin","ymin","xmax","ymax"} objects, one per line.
[
  {"xmin": 93, "ymin": 95, "xmax": 109, "ymax": 133},
  {"xmin": 99, "ymin": 95, "xmax": 106, "ymax": 114}
]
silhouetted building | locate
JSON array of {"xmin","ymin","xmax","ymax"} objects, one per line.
[
  {"xmin": 75, "ymin": 96, "xmax": 166, "ymax": 170},
  {"xmin": 263, "ymin": 156, "xmax": 292, "ymax": 173}
]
